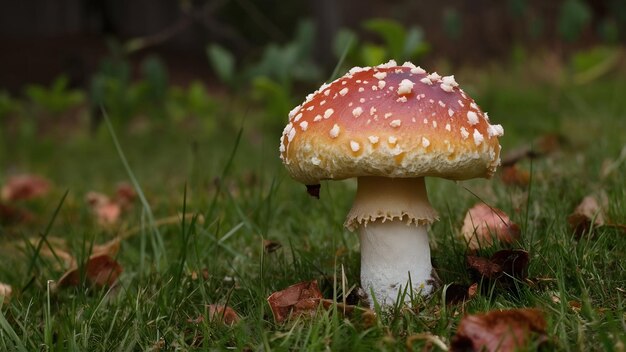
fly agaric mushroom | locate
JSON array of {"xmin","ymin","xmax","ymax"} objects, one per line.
[{"xmin": 279, "ymin": 60, "xmax": 504, "ymax": 306}]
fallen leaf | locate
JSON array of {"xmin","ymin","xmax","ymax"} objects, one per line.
[
  {"xmin": 20, "ymin": 236, "xmax": 118, "ymax": 270},
  {"xmin": 1, "ymin": 174, "xmax": 51, "ymax": 202},
  {"xmin": 568, "ymin": 300, "xmax": 582, "ymax": 312},
  {"xmin": 115, "ymin": 182, "xmax": 136, "ymax": 209},
  {"xmin": 263, "ymin": 239, "xmax": 282, "ymax": 253},
  {"xmin": 0, "ymin": 282, "xmax": 12, "ymax": 303},
  {"xmin": 600, "ymin": 145, "xmax": 626, "ymax": 179},
  {"xmin": 92, "ymin": 237, "xmax": 121, "ymax": 257},
  {"xmin": 567, "ymin": 193, "xmax": 607, "ymax": 235},
  {"xmin": 450, "ymin": 308, "xmax": 548, "ymax": 352},
  {"xmin": 150, "ymin": 337, "xmax": 166, "ymax": 351},
  {"xmin": 190, "ymin": 268, "xmax": 209, "ymax": 281},
  {"xmin": 267, "ymin": 280, "xmax": 323, "ymax": 323},
  {"xmin": 500, "ymin": 165, "xmax": 530, "ymax": 186},
  {"xmin": 467, "ymin": 250, "xmax": 529, "ymax": 287},
  {"xmin": 86, "ymin": 191, "xmax": 122, "ymax": 226},
  {"xmin": 0, "ymin": 203, "xmax": 33, "ymax": 225},
  {"xmin": 208, "ymin": 304, "xmax": 240, "ymax": 325},
  {"xmin": 461, "ymin": 204, "xmax": 521, "ymax": 250},
  {"xmin": 56, "ymin": 253, "xmax": 123, "ymax": 289},
  {"xmin": 446, "ymin": 283, "xmax": 479, "ymax": 305},
  {"xmin": 18, "ymin": 236, "xmax": 75, "ymax": 269}
]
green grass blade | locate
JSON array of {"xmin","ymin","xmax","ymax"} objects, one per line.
[
  {"xmin": 102, "ymin": 107, "xmax": 167, "ymax": 269},
  {"xmin": 0, "ymin": 308, "xmax": 27, "ymax": 352}
]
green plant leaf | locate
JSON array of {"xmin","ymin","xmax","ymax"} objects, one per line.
[
  {"xmin": 558, "ymin": 0, "xmax": 592, "ymax": 42},
  {"xmin": 360, "ymin": 44, "xmax": 387, "ymax": 67},
  {"xmin": 207, "ymin": 44, "xmax": 235, "ymax": 85},
  {"xmin": 251, "ymin": 76, "xmax": 292, "ymax": 127},
  {"xmin": 403, "ymin": 27, "xmax": 429, "ymax": 59},
  {"xmin": 363, "ymin": 19, "xmax": 406, "ymax": 59}
]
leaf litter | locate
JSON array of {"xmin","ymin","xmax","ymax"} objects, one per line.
[
  {"xmin": 267, "ymin": 280, "xmax": 324, "ymax": 323},
  {"xmin": 267, "ymin": 280, "xmax": 376, "ymax": 325},
  {"xmin": 1, "ymin": 174, "xmax": 51, "ymax": 202},
  {"xmin": 451, "ymin": 308, "xmax": 548, "ymax": 351},
  {"xmin": 567, "ymin": 192, "xmax": 626, "ymax": 236},
  {"xmin": 193, "ymin": 304, "xmax": 240, "ymax": 325},
  {"xmin": 467, "ymin": 250, "xmax": 529, "ymax": 290},
  {"xmin": 461, "ymin": 204, "xmax": 521, "ymax": 250}
]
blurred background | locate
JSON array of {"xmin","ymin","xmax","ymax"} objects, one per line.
[
  {"xmin": 1, "ymin": 0, "xmax": 625, "ymax": 89},
  {"xmin": 1, "ymin": 0, "xmax": 625, "ymax": 181}
]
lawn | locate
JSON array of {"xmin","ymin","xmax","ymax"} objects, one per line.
[{"xmin": 1, "ymin": 60, "xmax": 625, "ymax": 351}]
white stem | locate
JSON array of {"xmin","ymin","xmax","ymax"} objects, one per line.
[
  {"xmin": 359, "ymin": 220, "xmax": 433, "ymax": 306},
  {"xmin": 346, "ymin": 177, "xmax": 438, "ymax": 307}
]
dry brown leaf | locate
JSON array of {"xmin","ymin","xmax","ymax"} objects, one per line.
[
  {"xmin": 500, "ymin": 165, "xmax": 530, "ymax": 186},
  {"xmin": 0, "ymin": 203, "xmax": 33, "ymax": 225},
  {"xmin": 568, "ymin": 300, "xmax": 582, "ymax": 312},
  {"xmin": 267, "ymin": 280, "xmax": 323, "ymax": 323},
  {"xmin": 190, "ymin": 268, "xmax": 209, "ymax": 281},
  {"xmin": 20, "ymin": 236, "xmax": 119, "ymax": 270},
  {"xmin": 18, "ymin": 236, "xmax": 75, "ymax": 269},
  {"xmin": 208, "ymin": 304, "xmax": 240, "ymax": 325},
  {"xmin": 446, "ymin": 283, "xmax": 479, "ymax": 306},
  {"xmin": 0, "ymin": 282, "xmax": 12, "ymax": 304},
  {"xmin": 188, "ymin": 305, "xmax": 240, "ymax": 325},
  {"xmin": 461, "ymin": 204, "xmax": 521, "ymax": 250},
  {"xmin": 56, "ymin": 253, "xmax": 123, "ymax": 289},
  {"xmin": 467, "ymin": 250, "xmax": 529, "ymax": 288},
  {"xmin": 92, "ymin": 237, "xmax": 121, "ymax": 257},
  {"xmin": 567, "ymin": 193, "xmax": 608, "ymax": 235},
  {"xmin": 451, "ymin": 308, "xmax": 547, "ymax": 351},
  {"xmin": 1, "ymin": 174, "xmax": 51, "ymax": 202},
  {"xmin": 115, "ymin": 182, "xmax": 136, "ymax": 208},
  {"xmin": 600, "ymin": 145, "xmax": 626, "ymax": 179},
  {"xmin": 263, "ymin": 239, "xmax": 282, "ymax": 253}
]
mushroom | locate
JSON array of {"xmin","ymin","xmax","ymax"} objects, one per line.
[{"xmin": 279, "ymin": 60, "xmax": 504, "ymax": 307}]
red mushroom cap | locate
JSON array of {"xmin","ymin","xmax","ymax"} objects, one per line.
[{"xmin": 280, "ymin": 60, "xmax": 503, "ymax": 185}]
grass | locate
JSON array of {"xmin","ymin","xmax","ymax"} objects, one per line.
[{"xmin": 1, "ymin": 63, "xmax": 626, "ymax": 351}]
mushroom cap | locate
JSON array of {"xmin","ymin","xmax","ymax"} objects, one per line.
[{"xmin": 279, "ymin": 60, "xmax": 504, "ymax": 185}]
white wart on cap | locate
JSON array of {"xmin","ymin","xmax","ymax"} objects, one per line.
[{"xmin": 279, "ymin": 60, "xmax": 503, "ymax": 185}]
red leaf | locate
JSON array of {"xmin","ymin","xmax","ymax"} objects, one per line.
[
  {"xmin": 1, "ymin": 174, "xmax": 51, "ymax": 202},
  {"xmin": 461, "ymin": 204, "xmax": 521, "ymax": 250},
  {"xmin": 451, "ymin": 308, "xmax": 548, "ymax": 351},
  {"xmin": 267, "ymin": 280, "xmax": 323, "ymax": 323},
  {"xmin": 56, "ymin": 254, "xmax": 123, "ymax": 289}
]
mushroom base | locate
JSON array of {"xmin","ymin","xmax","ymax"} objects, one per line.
[{"xmin": 359, "ymin": 220, "xmax": 434, "ymax": 307}]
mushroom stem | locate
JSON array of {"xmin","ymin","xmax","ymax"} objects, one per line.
[
  {"xmin": 347, "ymin": 177, "xmax": 438, "ymax": 307},
  {"xmin": 359, "ymin": 220, "xmax": 433, "ymax": 306}
]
